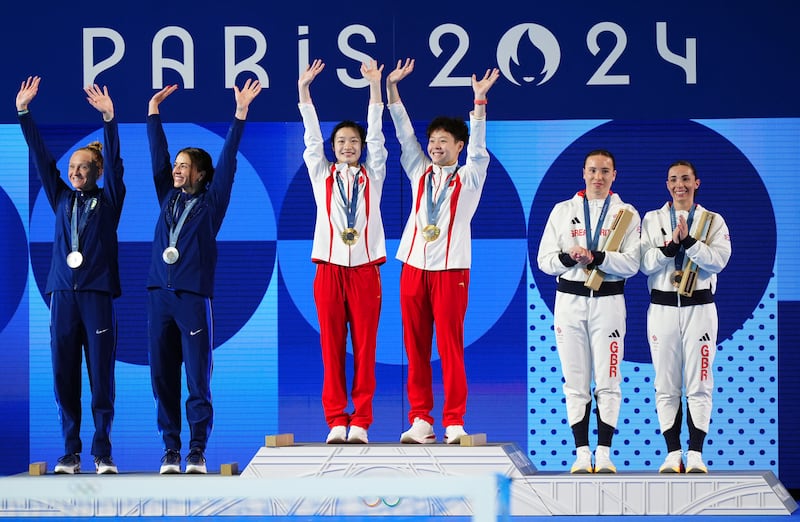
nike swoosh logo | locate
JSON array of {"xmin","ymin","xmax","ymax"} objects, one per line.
[
  {"xmin": 190, "ymin": 329, "xmax": 203, "ymax": 336},
  {"xmin": 95, "ymin": 328, "xmax": 110, "ymax": 335}
]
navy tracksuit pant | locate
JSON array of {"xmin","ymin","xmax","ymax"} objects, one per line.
[
  {"xmin": 50, "ymin": 290, "xmax": 116, "ymax": 457},
  {"xmin": 147, "ymin": 288, "xmax": 214, "ymax": 452}
]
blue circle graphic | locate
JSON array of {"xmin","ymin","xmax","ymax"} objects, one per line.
[{"xmin": 0, "ymin": 187, "xmax": 28, "ymax": 332}]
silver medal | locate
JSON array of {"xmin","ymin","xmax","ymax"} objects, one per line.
[
  {"xmin": 66, "ymin": 251, "xmax": 84, "ymax": 269},
  {"xmin": 162, "ymin": 246, "xmax": 180, "ymax": 265}
]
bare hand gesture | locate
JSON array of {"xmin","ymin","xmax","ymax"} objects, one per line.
[
  {"xmin": 84, "ymin": 84, "xmax": 114, "ymax": 121},
  {"xmin": 360, "ymin": 60, "xmax": 384, "ymax": 84},
  {"xmin": 386, "ymin": 58, "xmax": 414, "ymax": 86},
  {"xmin": 672, "ymin": 214, "xmax": 689, "ymax": 243},
  {"xmin": 148, "ymin": 84, "xmax": 178, "ymax": 115},
  {"xmin": 472, "ymin": 68, "xmax": 500, "ymax": 98},
  {"xmin": 16, "ymin": 76, "xmax": 41, "ymax": 111},
  {"xmin": 234, "ymin": 78, "xmax": 262, "ymax": 119},
  {"xmin": 299, "ymin": 59, "xmax": 325, "ymax": 89}
]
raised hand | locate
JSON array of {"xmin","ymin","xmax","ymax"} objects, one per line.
[
  {"xmin": 84, "ymin": 84, "xmax": 114, "ymax": 121},
  {"xmin": 386, "ymin": 58, "xmax": 414, "ymax": 86},
  {"xmin": 234, "ymin": 78, "xmax": 262, "ymax": 119},
  {"xmin": 472, "ymin": 68, "xmax": 500, "ymax": 98},
  {"xmin": 360, "ymin": 60, "xmax": 384, "ymax": 84},
  {"xmin": 299, "ymin": 59, "xmax": 325, "ymax": 89},
  {"xmin": 16, "ymin": 76, "xmax": 41, "ymax": 111},
  {"xmin": 148, "ymin": 84, "xmax": 179, "ymax": 115}
]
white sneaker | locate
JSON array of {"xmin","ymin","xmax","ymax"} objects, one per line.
[
  {"xmin": 685, "ymin": 450, "xmax": 708, "ymax": 473},
  {"xmin": 659, "ymin": 450, "xmax": 684, "ymax": 473},
  {"xmin": 347, "ymin": 426, "xmax": 369, "ymax": 444},
  {"xmin": 570, "ymin": 445, "xmax": 593, "ymax": 474},
  {"xmin": 594, "ymin": 445, "xmax": 617, "ymax": 473},
  {"xmin": 444, "ymin": 425, "xmax": 468, "ymax": 445},
  {"xmin": 326, "ymin": 425, "xmax": 347, "ymax": 444},
  {"xmin": 400, "ymin": 418, "xmax": 436, "ymax": 444}
]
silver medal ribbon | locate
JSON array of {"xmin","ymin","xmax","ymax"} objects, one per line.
[
  {"xmin": 67, "ymin": 193, "xmax": 97, "ymax": 269},
  {"xmin": 163, "ymin": 195, "xmax": 198, "ymax": 265}
]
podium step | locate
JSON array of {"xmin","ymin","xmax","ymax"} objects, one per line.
[
  {"xmin": 240, "ymin": 443, "xmax": 796, "ymax": 516},
  {"xmin": 0, "ymin": 443, "xmax": 795, "ymax": 517}
]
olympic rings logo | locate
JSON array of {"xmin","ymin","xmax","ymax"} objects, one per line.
[{"xmin": 361, "ymin": 497, "xmax": 402, "ymax": 508}]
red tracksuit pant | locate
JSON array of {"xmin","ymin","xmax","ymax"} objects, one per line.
[
  {"xmin": 400, "ymin": 264, "xmax": 469, "ymax": 428},
  {"xmin": 314, "ymin": 263, "xmax": 381, "ymax": 429}
]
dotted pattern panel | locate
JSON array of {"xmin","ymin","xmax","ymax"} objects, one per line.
[{"xmin": 527, "ymin": 263, "xmax": 778, "ymax": 472}]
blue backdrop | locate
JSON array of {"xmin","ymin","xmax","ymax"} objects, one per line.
[{"xmin": 1, "ymin": 0, "xmax": 798, "ymax": 489}]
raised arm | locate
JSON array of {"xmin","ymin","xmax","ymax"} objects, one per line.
[
  {"xmin": 361, "ymin": 60, "xmax": 384, "ymax": 104},
  {"xmin": 386, "ymin": 58, "xmax": 414, "ymax": 105},
  {"xmin": 85, "ymin": 85, "xmax": 125, "ymax": 210},
  {"xmin": 16, "ymin": 76, "xmax": 70, "ymax": 209},
  {"xmin": 385, "ymin": 58, "xmax": 426, "ymax": 176},
  {"xmin": 298, "ymin": 59, "xmax": 325, "ymax": 104},
  {"xmin": 471, "ymin": 68, "xmax": 500, "ymax": 119},
  {"xmin": 233, "ymin": 78, "xmax": 262, "ymax": 120},
  {"xmin": 361, "ymin": 61, "xmax": 388, "ymax": 178},
  {"xmin": 206, "ymin": 78, "xmax": 262, "ymax": 226},
  {"xmin": 146, "ymin": 85, "xmax": 178, "ymax": 201}
]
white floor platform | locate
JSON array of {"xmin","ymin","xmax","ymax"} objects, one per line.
[{"xmin": 0, "ymin": 443, "xmax": 795, "ymax": 517}]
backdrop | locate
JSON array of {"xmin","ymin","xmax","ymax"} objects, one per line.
[{"xmin": 1, "ymin": 0, "xmax": 798, "ymax": 489}]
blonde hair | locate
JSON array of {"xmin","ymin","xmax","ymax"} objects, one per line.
[{"xmin": 77, "ymin": 141, "xmax": 104, "ymax": 171}]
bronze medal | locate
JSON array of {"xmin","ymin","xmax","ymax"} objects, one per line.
[{"xmin": 671, "ymin": 270, "xmax": 683, "ymax": 288}]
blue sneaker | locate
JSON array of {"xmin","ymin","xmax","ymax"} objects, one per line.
[
  {"xmin": 185, "ymin": 448, "xmax": 207, "ymax": 474},
  {"xmin": 54, "ymin": 453, "xmax": 81, "ymax": 474},
  {"xmin": 160, "ymin": 449, "xmax": 181, "ymax": 474}
]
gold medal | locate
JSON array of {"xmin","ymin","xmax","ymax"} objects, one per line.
[
  {"xmin": 66, "ymin": 251, "xmax": 84, "ymax": 269},
  {"xmin": 422, "ymin": 224, "xmax": 441, "ymax": 242},
  {"xmin": 162, "ymin": 246, "xmax": 180, "ymax": 265},
  {"xmin": 341, "ymin": 227, "xmax": 359, "ymax": 245},
  {"xmin": 671, "ymin": 270, "xmax": 683, "ymax": 288}
]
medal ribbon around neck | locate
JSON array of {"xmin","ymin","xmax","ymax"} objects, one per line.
[
  {"xmin": 669, "ymin": 203, "xmax": 697, "ymax": 271},
  {"xmin": 335, "ymin": 165, "xmax": 362, "ymax": 231},
  {"xmin": 582, "ymin": 194, "xmax": 611, "ymax": 251},
  {"xmin": 168, "ymin": 194, "xmax": 199, "ymax": 251},
  {"xmin": 70, "ymin": 193, "xmax": 98, "ymax": 255},
  {"xmin": 426, "ymin": 166, "xmax": 459, "ymax": 227}
]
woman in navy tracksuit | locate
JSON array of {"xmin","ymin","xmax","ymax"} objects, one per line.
[
  {"xmin": 145, "ymin": 80, "xmax": 261, "ymax": 474},
  {"xmin": 16, "ymin": 76, "xmax": 125, "ymax": 475}
]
